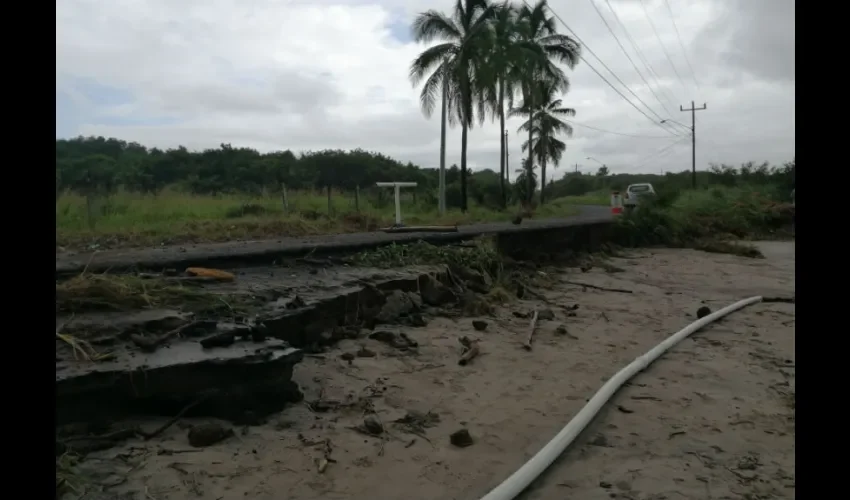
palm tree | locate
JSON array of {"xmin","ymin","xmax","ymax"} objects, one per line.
[
  {"xmin": 410, "ymin": 0, "xmax": 496, "ymax": 213},
  {"xmin": 514, "ymin": 80, "xmax": 575, "ymax": 203},
  {"xmin": 515, "ymin": 0, "xmax": 580, "ymax": 202},
  {"xmin": 478, "ymin": 2, "xmax": 522, "ymax": 208}
]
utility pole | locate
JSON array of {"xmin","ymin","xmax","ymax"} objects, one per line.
[
  {"xmin": 680, "ymin": 101, "xmax": 707, "ymax": 189},
  {"xmin": 505, "ymin": 130, "xmax": 510, "ymax": 184}
]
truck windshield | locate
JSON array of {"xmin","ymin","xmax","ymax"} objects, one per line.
[{"xmin": 629, "ymin": 185, "xmax": 651, "ymax": 193}]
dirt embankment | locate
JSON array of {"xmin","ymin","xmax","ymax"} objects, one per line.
[{"xmin": 60, "ymin": 242, "xmax": 794, "ymax": 500}]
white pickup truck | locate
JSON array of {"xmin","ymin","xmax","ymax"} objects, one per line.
[{"xmin": 623, "ymin": 183, "xmax": 656, "ymax": 208}]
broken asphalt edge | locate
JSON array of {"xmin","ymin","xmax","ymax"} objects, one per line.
[{"xmin": 55, "ymin": 216, "xmax": 615, "ymax": 277}]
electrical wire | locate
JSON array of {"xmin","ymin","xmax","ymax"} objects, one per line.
[
  {"xmin": 603, "ymin": 0, "xmax": 679, "ymax": 110},
  {"xmin": 662, "ymin": 0, "xmax": 701, "ymax": 92},
  {"xmin": 632, "ymin": 136, "xmax": 689, "ymax": 171},
  {"xmin": 565, "ymin": 119, "xmax": 671, "ymax": 139},
  {"xmin": 521, "ymin": 0, "xmax": 680, "ymax": 137},
  {"xmin": 639, "ymin": 0, "xmax": 687, "ymax": 93},
  {"xmin": 587, "ymin": 0, "xmax": 675, "ymax": 121}
]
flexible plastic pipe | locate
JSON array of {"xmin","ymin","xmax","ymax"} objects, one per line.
[{"xmin": 478, "ymin": 295, "xmax": 764, "ymax": 500}]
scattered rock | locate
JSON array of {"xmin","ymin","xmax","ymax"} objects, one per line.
[
  {"xmin": 200, "ymin": 331, "xmax": 236, "ymax": 349},
  {"xmin": 555, "ymin": 324, "xmax": 569, "ymax": 335},
  {"xmin": 406, "ymin": 292, "xmax": 423, "ymax": 311},
  {"xmin": 276, "ymin": 295, "xmax": 307, "ymax": 310},
  {"xmin": 188, "ymin": 423, "xmax": 234, "ymax": 448},
  {"xmin": 472, "ymin": 320, "xmax": 488, "ymax": 331},
  {"xmin": 376, "ymin": 290, "xmax": 416, "ymax": 323},
  {"xmin": 419, "ymin": 274, "xmax": 457, "ymax": 306},
  {"xmin": 460, "ymin": 290, "xmax": 493, "ymax": 316},
  {"xmin": 406, "ymin": 313, "xmax": 428, "ymax": 327},
  {"xmin": 356, "ymin": 346, "xmax": 376, "ymax": 358},
  {"xmin": 537, "ymin": 308, "xmax": 555, "ymax": 321},
  {"xmin": 697, "ymin": 306, "xmax": 712, "ymax": 319},
  {"xmin": 363, "ymin": 416, "xmax": 384, "ymax": 435},
  {"xmin": 369, "ymin": 330, "xmax": 418, "ymax": 351},
  {"xmin": 451, "ymin": 266, "xmax": 492, "ymax": 294},
  {"xmin": 340, "ymin": 352, "xmax": 355, "ymax": 362},
  {"xmin": 450, "ymin": 428, "xmax": 474, "ymax": 448},
  {"xmin": 599, "ymin": 481, "xmax": 612, "ymax": 489}
]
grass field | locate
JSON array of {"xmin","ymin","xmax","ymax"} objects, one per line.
[{"xmin": 56, "ymin": 189, "xmax": 584, "ymax": 250}]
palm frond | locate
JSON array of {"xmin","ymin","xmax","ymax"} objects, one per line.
[
  {"xmin": 409, "ymin": 43, "xmax": 456, "ymax": 86},
  {"xmin": 411, "ymin": 11, "xmax": 462, "ymax": 43}
]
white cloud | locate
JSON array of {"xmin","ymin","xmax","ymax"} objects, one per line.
[{"xmin": 56, "ymin": 0, "xmax": 795, "ymax": 176}]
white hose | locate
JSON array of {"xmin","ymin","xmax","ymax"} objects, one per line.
[{"xmin": 478, "ymin": 295, "xmax": 764, "ymax": 500}]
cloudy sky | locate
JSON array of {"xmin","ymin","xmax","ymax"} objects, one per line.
[{"xmin": 56, "ymin": 0, "xmax": 795, "ymax": 176}]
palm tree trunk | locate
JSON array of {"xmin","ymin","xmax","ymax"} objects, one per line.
[
  {"xmin": 498, "ymin": 79, "xmax": 506, "ymax": 209},
  {"xmin": 460, "ymin": 123, "xmax": 469, "ymax": 213},
  {"xmin": 439, "ymin": 74, "xmax": 448, "ymax": 215},
  {"xmin": 526, "ymin": 101, "xmax": 534, "ymax": 204},
  {"xmin": 541, "ymin": 155, "xmax": 547, "ymax": 205}
]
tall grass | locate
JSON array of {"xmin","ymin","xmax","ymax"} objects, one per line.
[
  {"xmin": 611, "ymin": 185, "xmax": 794, "ymax": 248},
  {"xmin": 55, "ymin": 188, "xmax": 581, "ymax": 250}
]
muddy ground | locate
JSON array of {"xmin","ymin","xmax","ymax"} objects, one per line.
[{"xmin": 65, "ymin": 241, "xmax": 795, "ymax": 500}]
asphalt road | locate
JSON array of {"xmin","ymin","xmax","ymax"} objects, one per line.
[{"xmin": 56, "ymin": 205, "xmax": 613, "ymax": 275}]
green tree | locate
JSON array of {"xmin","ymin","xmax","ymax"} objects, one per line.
[
  {"xmin": 62, "ymin": 154, "xmax": 118, "ymax": 228},
  {"xmin": 515, "ymin": 80, "xmax": 574, "ymax": 203},
  {"xmin": 410, "ymin": 0, "xmax": 497, "ymax": 213},
  {"xmin": 515, "ymin": 0, "xmax": 580, "ymax": 202},
  {"xmin": 479, "ymin": 2, "xmax": 526, "ymax": 207}
]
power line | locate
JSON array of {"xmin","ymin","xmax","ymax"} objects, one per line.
[
  {"xmin": 633, "ymin": 136, "xmax": 689, "ymax": 170},
  {"xmin": 602, "ymin": 0, "xmax": 679, "ymax": 112},
  {"xmin": 587, "ymin": 0, "xmax": 675, "ymax": 123},
  {"xmin": 639, "ymin": 0, "xmax": 687, "ymax": 93},
  {"xmin": 565, "ymin": 119, "xmax": 672, "ymax": 139},
  {"xmin": 525, "ymin": 1, "xmax": 679, "ymax": 137},
  {"xmin": 662, "ymin": 0, "xmax": 701, "ymax": 92}
]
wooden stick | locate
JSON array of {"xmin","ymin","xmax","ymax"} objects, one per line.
[
  {"xmin": 523, "ymin": 310, "xmax": 539, "ymax": 351},
  {"xmin": 563, "ymin": 280, "xmax": 633, "ymax": 294},
  {"xmin": 458, "ymin": 336, "xmax": 480, "ymax": 366}
]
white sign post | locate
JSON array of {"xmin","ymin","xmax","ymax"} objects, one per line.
[{"xmin": 376, "ymin": 182, "xmax": 418, "ymax": 226}]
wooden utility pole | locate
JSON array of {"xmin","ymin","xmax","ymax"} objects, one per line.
[{"xmin": 681, "ymin": 101, "xmax": 707, "ymax": 189}]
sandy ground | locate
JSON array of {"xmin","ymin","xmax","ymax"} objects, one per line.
[{"xmin": 78, "ymin": 241, "xmax": 795, "ymax": 500}]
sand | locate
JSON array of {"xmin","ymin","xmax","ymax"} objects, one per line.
[{"xmin": 76, "ymin": 241, "xmax": 795, "ymax": 500}]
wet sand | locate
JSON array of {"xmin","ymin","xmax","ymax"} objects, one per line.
[{"xmin": 75, "ymin": 241, "xmax": 795, "ymax": 500}]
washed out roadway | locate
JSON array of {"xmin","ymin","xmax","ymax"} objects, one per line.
[{"xmin": 56, "ymin": 205, "xmax": 613, "ymax": 276}]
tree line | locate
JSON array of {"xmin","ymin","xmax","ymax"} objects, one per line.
[{"xmin": 56, "ymin": 136, "xmax": 795, "ymax": 211}]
